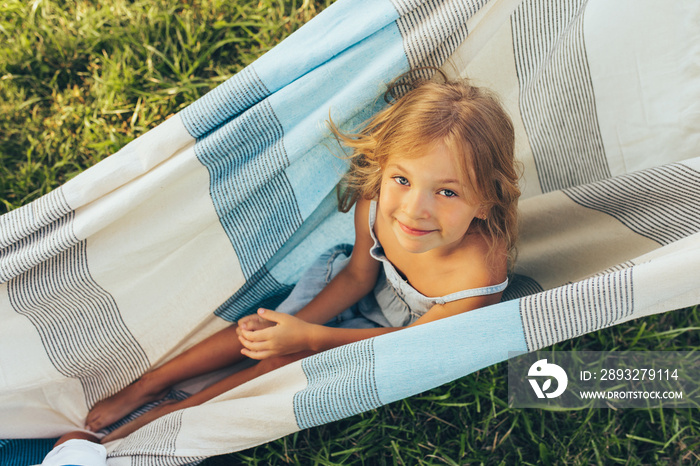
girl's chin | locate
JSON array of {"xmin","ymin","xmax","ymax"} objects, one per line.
[{"xmin": 395, "ymin": 236, "xmax": 434, "ymax": 254}]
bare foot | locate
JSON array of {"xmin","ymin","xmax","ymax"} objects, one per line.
[
  {"xmin": 85, "ymin": 374, "xmax": 169, "ymax": 432},
  {"xmin": 100, "ymin": 400, "xmax": 180, "ymax": 444}
]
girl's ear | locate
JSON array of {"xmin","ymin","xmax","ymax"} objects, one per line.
[{"xmin": 476, "ymin": 206, "xmax": 489, "ymax": 220}]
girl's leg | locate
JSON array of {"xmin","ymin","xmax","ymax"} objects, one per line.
[
  {"xmin": 86, "ymin": 324, "xmax": 247, "ymax": 432},
  {"xmin": 90, "ymin": 246, "xmax": 342, "ymax": 433},
  {"xmin": 100, "ymin": 350, "xmax": 315, "ymax": 443}
]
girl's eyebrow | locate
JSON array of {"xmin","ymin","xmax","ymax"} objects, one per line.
[
  {"xmin": 387, "ymin": 162, "xmax": 406, "ymax": 172},
  {"xmin": 436, "ymin": 177, "xmax": 461, "ymax": 185}
]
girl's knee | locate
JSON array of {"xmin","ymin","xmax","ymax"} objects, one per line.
[{"xmin": 257, "ymin": 355, "xmax": 291, "ymax": 373}]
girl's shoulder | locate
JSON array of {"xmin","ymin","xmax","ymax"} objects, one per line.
[
  {"xmin": 396, "ymin": 232, "xmax": 507, "ymax": 298},
  {"xmin": 352, "ymin": 197, "xmax": 373, "ymax": 237},
  {"xmin": 446, "ymin": 232, "xmax": 508, "ymax": 291}
]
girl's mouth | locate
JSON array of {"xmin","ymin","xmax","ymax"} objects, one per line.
[{"xmin": 398, "ymin": 221, "xmax": 434, "ymax": 236}]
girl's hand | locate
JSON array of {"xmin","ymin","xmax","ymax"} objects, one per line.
[
  {"xmin": 237, "ymin": 313, "xmax": 275, "ymax": 333},
  {"xmin": 237, "ymin": 309, "xmax": 315, "ymax": 360}
]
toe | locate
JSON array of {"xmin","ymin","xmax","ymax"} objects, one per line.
[{"xmin": 85, "ymin": 414, "xmax": 103, "ymax": 432}]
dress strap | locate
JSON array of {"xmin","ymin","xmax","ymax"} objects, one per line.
[
  {"xmin": 367, "ymin": 199, "xmax": 385, "ymax": 260},
  {"xmin": 432, "ymin": 278, "xmax": 509, "ymax": 305},
  {"xmin": 368, "ymin": 199, "xmax": 378, "ymax": 229}
]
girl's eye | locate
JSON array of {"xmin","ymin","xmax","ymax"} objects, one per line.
[
  {"xmin": 392, "ymin": 176, "xmax": 409, "ymax": 186},
  {"xmin": 438, "ymin": 189, "xmax": 458, "ymax": 198}
]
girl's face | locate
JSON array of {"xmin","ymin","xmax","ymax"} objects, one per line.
[{"xmin": 378, "ymin": 143, "xmax": 484, "ymax": 256}]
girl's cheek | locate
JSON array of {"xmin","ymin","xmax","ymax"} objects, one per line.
[
  {"xmin": 379, "ymin": 179, "xmax": 393, "ymax": 197},
  {"xmin": 380, "ymin": 182, "xmax": 399, "ymax": 203}
]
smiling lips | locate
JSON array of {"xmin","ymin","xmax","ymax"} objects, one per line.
[{"xmin": 398, "ymin": 221, "xmax": 435, "ymax": 236}]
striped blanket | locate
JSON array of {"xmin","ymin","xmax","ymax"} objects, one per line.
[{"xmin": 1, "ymin": 0, "xmax": 698, "ymax": 464}]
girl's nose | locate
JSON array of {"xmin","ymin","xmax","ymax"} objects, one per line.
[{"xmin": 402, "ymin": 189, "xmax": 431, "ymax": 219}]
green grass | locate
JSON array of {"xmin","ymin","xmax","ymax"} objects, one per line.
[
  {"xmin": 1, "ymin": 1, "xmax": 698, "ymax": 465},
  {"xmin": 0, "ymin": 0, "xmax": 327, "ymax": 212}
]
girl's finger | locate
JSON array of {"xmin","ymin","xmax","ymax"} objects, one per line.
[
  {"xmin": 238, "ymin": 327, "xmax": 253, "ymax": 340},
  {"xmin": 238, "ymin": 336, "xmax": 272, "ymax": 352},
  {"xmin": 239, "ymin": 326, "xmax": 274, "ymax": 342},
  {"xmin": 237, "ymin": 315, "xmax": 253, "ymax": 327},
  {"xmin": 256, "ymin": 308, "xmax": 286, "ymax": 324},
  {"xmin": 240, "ymin": 348, "xmax": 272, "ymax": 360},
  {"xmin": 238, "ymin": 334, "xmax": 260, "ymax": 350},
  {"xmin": 237, "ymin": 334, "xmax": 250, "ymax": 347}
]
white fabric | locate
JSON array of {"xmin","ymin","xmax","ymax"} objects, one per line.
[{"xmin": 40, "ymin": 439, "xmax": 106, "ymax": 466}]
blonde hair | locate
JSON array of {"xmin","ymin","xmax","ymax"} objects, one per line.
[{"xmin": 331, "ymin": 72, "xmax": 520, "ymax": 261}]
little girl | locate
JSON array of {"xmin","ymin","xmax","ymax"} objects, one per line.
[{"xmin": 86, "ymin": 72, "xmax": 520, "ymax": 442}]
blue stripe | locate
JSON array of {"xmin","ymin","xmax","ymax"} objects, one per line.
[
  {"xmin": 292, "ymin": 300, "xmax": 527, "ymax": 430},
  {"xmin": 0, "ymin": 438, "xmax": 56, "ymax": 466},
  {"xmin": 373, "ymin": 299, "xmax": 527, "ymax": 404},
  {"xmin": 270, "ymin": 22, "xmax": 407, "ymax": 154},
  {"xmin": 251, "ymin": 0, "xmax": 400, "ymax": 95},
  {"xmin": 293, "ymin": 339, "xmax": 382, "ymax": 429},
  {"xmin": 276, "ymin": 23, "xmax": 408, "ymax": 220},
  {"xmin": 179, "ymin": 0, "xmax": 399, "ymax": 139},
  {"xmin": 266, "ymin": 191, "xmax": 356, "ymax": 287},
  {"xmin": 181, "ymin": 66, "xmax": 270, "ymax": 138},
  {"xmin": 193, "ymin": 99, "xmax": 302, "ymax": 279},
  {"xmin": 215, "ymin": 267, "xmax": 294, "ymax": 322}
]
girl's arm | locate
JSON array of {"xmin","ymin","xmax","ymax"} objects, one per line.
[
  {"xmin": 304, "ymin": 289, "xmax": 503, "ymax": 353},
  {"xmin": 293, "ymin": 197, "xmax": 380, "ymax": 325},
  {"xmin": 239, "ymin": 291, "xmax": 502, "ymax": 359},
  {"xmin": 238, "ymin": 198, "xmax": 381, "ymax": 358},
  {"xmin": 239, "ymin": 277, "xmax": 504, "ymax": 359},
  {"xmin": 239, "ymin": 309, "xmax": 398, "ymax": 358}
]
